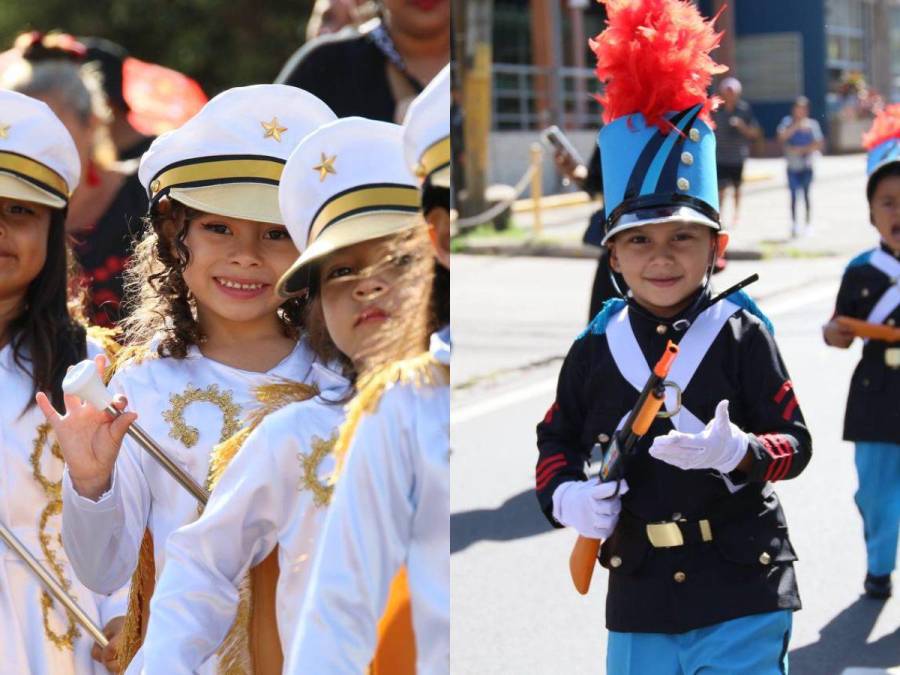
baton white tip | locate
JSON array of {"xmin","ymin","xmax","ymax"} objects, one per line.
[{"xmin": 62, "ymin": 360, "xmax": 113, "ymax": 410}]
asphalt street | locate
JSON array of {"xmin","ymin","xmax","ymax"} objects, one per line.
[{"xmin": 450, "ymin": 250, "xmax": 900, "ymax": 674}]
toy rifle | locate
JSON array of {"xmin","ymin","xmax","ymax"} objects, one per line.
[
  {"xmin": 62, "ymin": 361, "xmax": 209, "ymax": 505},
  {"xmin": 569, "ymin": 274, "xmax": 759, "ymax": 594}
]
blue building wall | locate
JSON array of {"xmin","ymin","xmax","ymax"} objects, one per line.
[{"xmin": 698, "ymin": 0, "xmax": 827, "ymax": 138}]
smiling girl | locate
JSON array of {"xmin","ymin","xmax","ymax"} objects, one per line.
[
  {"xmin": 0, "ymin": 89, "xmax": 128, "ymax": 674},
  {"xmin": 36, "ymin": 85, "xmax": 338, "ymax": 673},
  {"xmin": 130, "ymin": 117, "xmax": 432, "ymax": 674}
]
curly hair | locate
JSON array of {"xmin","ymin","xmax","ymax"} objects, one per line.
[{"xmin": 120, "ymin": 198, "xmax": 306, "ymax": 359}]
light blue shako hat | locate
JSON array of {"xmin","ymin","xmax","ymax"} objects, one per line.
[
  {"xmin": 592, "ymin": 0, "xmax": 727, "ymax": 245},
  {"xmin": 863, "ymin": 104, "xmax": 900, "ymax": 200}
]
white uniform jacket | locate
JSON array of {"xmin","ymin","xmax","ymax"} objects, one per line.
[
  {"xmin": 137, "ymin": 367, "xmax": 349, "ymax": 674},
  {"xmin": 287, "ymin": 327, "xmax": 450, "ymax": 674},
  {"xmin": 0, "ymin": 339, "xmax": 127, "ymax": 674},
  {"xmin": 61, "ymin": 339, "xmax": 328, "ymax": 672}
]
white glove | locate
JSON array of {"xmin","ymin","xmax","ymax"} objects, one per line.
[
  {"xmin": 552, "ymin": 479, "xmax": 629, "ymax": 539},
  {"xmin": 649, "ymin": 399, "xmax": 749, "ymax": 473}
]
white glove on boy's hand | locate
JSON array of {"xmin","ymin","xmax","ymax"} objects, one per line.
[
  {"xmin": 552, "ymin": 479, "xmax": 629, "ymax": 540},
  {"xmin": 648, "ymin": 399, "xmax": 749, "ymax": 473}
]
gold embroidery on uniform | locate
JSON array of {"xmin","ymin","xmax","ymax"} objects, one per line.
[
  {"xmin": 30, "ymin": 423, "xmax": 80, "ymax": 650},
  {"xmin": 299, "ymin": 434, "xmax": 337, "ymax": 507},
  {"xmin": 162, "ymin": 384, "xmax": 241, "ymax": 448}
]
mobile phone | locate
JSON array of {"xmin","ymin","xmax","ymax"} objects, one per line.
[{"xmin": 540, "ymin": 125, "xmax": 586, "ymax": 167}]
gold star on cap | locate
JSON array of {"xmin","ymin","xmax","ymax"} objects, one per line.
[
  {"xmin": 313, "ymin": 152, "xmax": 337, "ymax": 182},
  {"xmin": 0, "ymin": 123, "xmax": 9, "ymax": 139},
  {"xmin": 261, "ymin": 116, "xmax": 287, "ymax": 142}
]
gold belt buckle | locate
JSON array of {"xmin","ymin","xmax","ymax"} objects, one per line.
[
  {"xmin": 646, "ymin": 522, "xmax": 684, "ymax": 548},
  {"xmin": 886, "ymin": 348, "xmax": 900, "ymax": 369},
  {"xmin": 645, "ymin": 519, "xmax": 713, "ymax": 548}
]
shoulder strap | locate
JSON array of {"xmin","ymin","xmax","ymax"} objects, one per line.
[
  {"xmin": 866, "ymin": 250, "xmax": 900, "ymax": 327},
  {"xmin": 606, "ymin": 300, "xmax": 742, "ymax": 433}
]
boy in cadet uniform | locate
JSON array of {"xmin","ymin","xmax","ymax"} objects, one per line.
[
  {"xmin": 535, "ymin": 2, "xmax": 812, "ymax": 673},
  {"xmin": 823, "ymin": 105, "xmax": 900, "ymax": 599}
]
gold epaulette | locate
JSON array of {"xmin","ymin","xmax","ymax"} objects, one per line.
[
  {"xmin": 208, "ymin": 378, "xmax": 318, "ymax": 675},
  {"xmin": 333, "ymin": 351, "xmax": 449, "ymax": 480},
  {"xmin": 85, "ymin": 324, "xmax": 123, "ymax": 357},
  {"xmin": 101, "ymin": 343, "xmax": 156, "ymax": 385}
]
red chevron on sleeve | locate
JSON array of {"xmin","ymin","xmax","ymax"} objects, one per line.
[
  {"xmin": 536, "ymin": 452, "xmax": 566, "ymax": 491},
  {"xmin": 773, "ymin": 380, "xmax": 799, "ymax": 421},
  {"xmin": 543, "ymin": 402, "xmax": 560, "ymax": 424},
  {"xmin": 760, "ymin": 434, "xmax": 794, "ymax": 481}
]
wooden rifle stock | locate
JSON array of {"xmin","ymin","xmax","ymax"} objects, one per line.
[{"xmin": 569, "ymin": 341, "xmax": 678, "ymax": 594}]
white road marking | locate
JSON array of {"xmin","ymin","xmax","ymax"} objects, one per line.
[{"xmin": 452, "ymin": 282, "xmax": 839, "ymax": 426}]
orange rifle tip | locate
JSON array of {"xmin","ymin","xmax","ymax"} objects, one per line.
[{"xmin": 653, "ymin": 340, "xmax": 680, "ymax": 377}]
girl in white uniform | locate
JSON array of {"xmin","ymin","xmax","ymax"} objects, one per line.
[
  {"xmin": 0, "ymin": 89, "xmax": 127, "ymax": 674},
  {"xmin": 287, "ymin": 65, "xmax": 451, "ymax": 675},
  {"xmin": 37, "ymin": 85, "xmax": 338, "ymax": 673},
  {"xmin": 135, "ymin": 116, "xmax": 435, "ymax": 674}
]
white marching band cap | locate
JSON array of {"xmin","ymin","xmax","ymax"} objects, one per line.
[
  {"xmin": 402, "ymin": 63, "xmax": 450, "ymax": 188},
  {"xmin": 138, "ymin": 84, "xmax": 336, "ymax": 224},
  {"xmin": 0, "ymin": 89, "xmax": 80, "ymax": 209},
  {"xmin": 277, "ymin": 117, "xmax": 421, "ymax": 297}
]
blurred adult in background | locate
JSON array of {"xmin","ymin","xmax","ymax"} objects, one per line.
[
  {"xmin": 80, "ymin": 37, "xmax": 155, "ymax": 162},
  {"xmin": 712, "ymin": 77, "xmax": 760, "ymax": 230},
  {"xmin": 1, "ymin": 32, "xmax": 148, "ymax": 328},
  {"xmin": 553, "ymin": 144, "xmax": 624, "ymax": 320},
  {"xmin": 277, "ymin": 0, "xmax": 449, "ymax": 123},
  {"xmin": 777, "ymin": 96, "xmax": 824, "ymax": 238}
]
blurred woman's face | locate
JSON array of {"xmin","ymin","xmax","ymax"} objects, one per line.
[
  {"xmin": 383, "ymin": 0, "xmax": 450, "ymax": 39},
  {"xmin": 793, "ymin": 103, "xmax": 809, "ymax": 120}
]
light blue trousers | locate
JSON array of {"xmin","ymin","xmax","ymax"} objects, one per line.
[
  {"xmin": 607, "ymin": 610, "xmax": 792, "ymax": 675},
  {"xmin": 854, "ymin": 441, "xmax": 900, "ymax": 576}
]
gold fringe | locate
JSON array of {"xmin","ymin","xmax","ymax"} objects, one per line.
[
  {"xmin": 85, "ymin": 324, "xmax": 123, "ymax": 357},
  {"xmin": 208, "ymin": 378, "xmax": 318, "ymax": 675},
  {"xmin": 333, "ymin": 351, "xmax": 449, "ymax": 480},
  {"xmin": 117, "ymin": 530, "xmax": 155, "ymax": 672}
]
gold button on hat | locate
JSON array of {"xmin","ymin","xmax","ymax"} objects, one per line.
[
  {"xmin": 689, "ymin": 128, "xmax": 701, "ymax": 142},
  {"xmin": 680, "ymin": 151, "xmax": 694, "ymax": 166},
  {"xmin": 759, "ymin": 552, "xmax": 772, "ymax": 565},
  {"xmin": 673, "ymin": 571, "xmax": 686, "ymax": 583},
  {"xmin": 677, "ymin": 177, "xmax": 690, "ymax": 191}
]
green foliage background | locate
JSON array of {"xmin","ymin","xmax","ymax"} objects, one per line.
[{"xmin": 0, "ymin": 0, "xmax": 316, "ymax": 96}]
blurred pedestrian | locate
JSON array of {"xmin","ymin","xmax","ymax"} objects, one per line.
[
  {"xmin": 777, "ymin": 96, "xmax": 823, "ymax": 238},
  {"xmin": 2, "ymin": 32, "xmax": 148, "ymax": 328},
  {"xmin": 277, "ymin": 0, "xmax": 449, "ymax": 122},
  {"xmin": 712, "ymin": 77, "xmax": 760, "ymax": 230}
]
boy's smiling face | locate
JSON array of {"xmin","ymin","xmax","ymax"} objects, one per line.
[
  {"xmin": 607, "ymin": 220, "xmax": 727, "ymax": 317},
  {"xmin": 869, "ymin": 173, "xmax": 900, "ymax": 252}
]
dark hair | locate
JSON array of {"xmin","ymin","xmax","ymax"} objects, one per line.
[
  {"xmin": 121, "ymin": 199, "xmax": 306, "ymax": 359},
  {"xmin": 867, "ymin": 162, "xmax": 900, "ymax": 203},
  {"xmin": 9, "ymin": 208, "xmax": 87, "ymax": 413}
]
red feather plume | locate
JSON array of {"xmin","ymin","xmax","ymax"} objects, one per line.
[
  {"xmin": 862, "ymin": 104, "xmax": 900, "ymax": 151},
  {"xmin": 590, "ymin": 0, "xmax": 728, "ymax": 130}
]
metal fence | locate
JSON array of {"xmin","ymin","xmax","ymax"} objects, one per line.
[{"xmin": 491, "ymin": 63, "xmax": 603, "ymax": 130}]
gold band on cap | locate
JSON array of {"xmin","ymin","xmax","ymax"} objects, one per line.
[
  {"xmin": 309, "ymin": 184, "xmax": 420, "ymax": 244},
  {"xmin": 149, "ymin": 157, "xmax": 285, "ymax": 197},
  {"xmin": 0, "ymin": 151, "xmax": 68, "ymax": 199},
  {"xmin": 416, "ymin": 136, "xmax": 450, "ymax": 180}
]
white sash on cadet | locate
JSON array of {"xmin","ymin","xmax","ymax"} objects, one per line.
[
  {"xmin": 606, "ymin": 299, "xmax": 745, "ymax": 491},
  {"xmin": 865, "ymin": 250, "xmax": 900, "ymax": 335}
]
